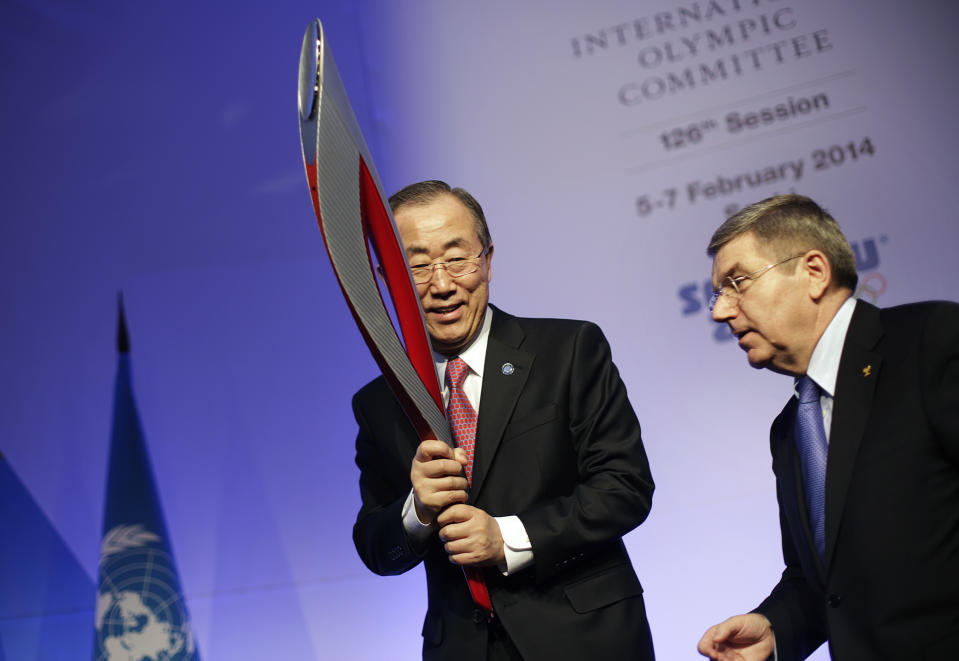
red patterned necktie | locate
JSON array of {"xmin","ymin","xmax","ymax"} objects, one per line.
[
  {"xmin": 445, "ymin": 357, "xmax": 478, "ymax": 483},
  {"xmin": 445, "ymin": 356, "xmax": 492, "ymax": 612}
]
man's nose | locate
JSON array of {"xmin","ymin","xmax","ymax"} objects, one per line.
[
  {"xmin": 711, "ymin": 295, "xmax": 736, "ymax": 322},
  {"xmin": 429, "ymin": 266, "xmax": 456, "ymax": 292}
]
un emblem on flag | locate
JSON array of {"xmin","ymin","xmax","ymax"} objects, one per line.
[{"xmin": 94, "ymin": 525, "xmax": 198, "ymax": 660}]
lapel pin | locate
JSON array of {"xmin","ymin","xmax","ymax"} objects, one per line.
[
  {"xmin": 501, "ymin": 362, "xmax": 515, "ymax": 376},
  {"xmin": 862, "ymin": 364, "xmax": 872, "ymax": 377}
]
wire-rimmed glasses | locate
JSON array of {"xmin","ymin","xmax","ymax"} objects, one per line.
[
  {"xmin": 409, "ymin": 247, "xmax": 489, "ymax": 285},
  {"xmin": 708, "ymin": 254, "xmax": 804, "ymax": 311}
]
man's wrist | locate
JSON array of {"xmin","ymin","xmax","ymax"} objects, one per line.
[
  {"xmin": 496, "ymin": 515, "xmax": 533, "ymax": 575},
  {"xmin": 402, "ymin": 490, "xmax": 436, "ymax": 551}
]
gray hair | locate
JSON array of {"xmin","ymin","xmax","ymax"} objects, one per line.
[
  {"xmin": 389, "ymin": 180, "xmax": 491, "ymax": 249},
  {"xmin": 707, "ymin": 194, "xmax": 858, "ymax": 291}
]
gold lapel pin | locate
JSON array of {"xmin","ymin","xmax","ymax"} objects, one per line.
[{"xmin": 862, "ymin": 364, "xmax": 872, "ymax": 377}]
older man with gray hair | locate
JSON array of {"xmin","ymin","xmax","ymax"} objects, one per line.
[{"xmin": 698, "ymin": 194, "xmax": 959, "ymax": 660}]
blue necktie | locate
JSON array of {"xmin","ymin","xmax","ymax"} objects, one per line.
[{"xmin": 795, "ymin": 376, "xmax": 828, "ymax": 562}]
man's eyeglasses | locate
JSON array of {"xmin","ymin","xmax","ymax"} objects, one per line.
[
  {"xmin": 708, "ymin": 254, "xmax": 804, "ymax": 312},
  {"xmin": 409, "ymin": 247, "xmax": 488, "ymax": 285}
]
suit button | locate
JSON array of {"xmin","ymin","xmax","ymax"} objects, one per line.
[
  {"xmin": 827, "ymin": 594, "xmax": 841, "ymax": 608},
  {"xmin": 472, "ymin": 608, "xmax": 486, "ymax": 624}
]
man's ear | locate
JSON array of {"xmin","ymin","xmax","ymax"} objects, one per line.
[
  {"xmin": 802, "ymin": 250, "xmax": 832, "ymax": 300},
  {"xmin": 485, "ymin": 243, "xmax": 494, "ymax": 281}
]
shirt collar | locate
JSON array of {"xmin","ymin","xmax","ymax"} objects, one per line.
[
  {"xmin": 433, "ymin": 306, "xmax": 492, "ymax": 385},
  {"xmin": 802, "ymin": 296, "xmax": 857, "ymax": 397}
]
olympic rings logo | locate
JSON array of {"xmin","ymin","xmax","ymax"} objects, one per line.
[{"xmin": 855, "ymin": 271, "xmax": 887, "ymax": 303}]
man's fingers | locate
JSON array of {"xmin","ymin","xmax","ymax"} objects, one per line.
[
  {"xmin": 419, "ymin": 458, "xmax": 466, "ymax": 479},
  {"xmin": 696, "ymin": 638, "xmax": 719, "ymax": 658},
  {"xmin": 437, "ymin": 518, "xmax": 470, "ymax": 543},
  {"xmin": 414, "ymin": 439, "xmax": 454, "ymax": 461},
  {"xmin": 410, "ymin": 442, "xmax": 470, "ymax": 517},
  {"xmin": 440, "ymin": 528, "xmax": 480, "ymax": 563},
  {"xmin": 445, "ymin": 550, "xmax": 477, "ymax": 566},
  {"xmin": 436, "ymin": 503, "xmax": 472, "ymax": 527},
  {"xmin": 443, "ymin": 475, "xmax": 469, "ymax": 492},
  {"xmin": 441, "ymin": 486, "xmax": 469, "ymax": 507},
  {"xmin": 696, "ymin": 623, "xmax": 727, "ymax": 658},
  {"xmin": 697, "ymin": 614, "xmax": 773, "ymax": 661},
  {"xmin": 412, "ymin": 470, "xmax": 467, "ymax": 494},
  {"xmin": 710, "ymin": 621, "xmax": 731, "ymax": 643},
  {"xmin": 441, "ymin": 532, "xmax": 496, "ymax": 567},
  {"xmin": 417, "ymin": 484, "xmax": 467, "ymax": 509}
]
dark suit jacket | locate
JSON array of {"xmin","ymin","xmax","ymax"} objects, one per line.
[
  {"xmin": 351, "ymin": 307, "xmax": 655, "ymax": 661},
  {"xmin": 756, "ymin": 300, "xmax": 959, "ymax": 660}
]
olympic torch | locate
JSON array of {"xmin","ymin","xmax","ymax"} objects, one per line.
[{"xmin": 296, "ymin": 18, "xmax": 491, "ymax": 612}]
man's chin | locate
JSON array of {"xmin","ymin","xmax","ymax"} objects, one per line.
[
  {"xmin": 429, "ymin": 332, "xmax": 468, "ymax": 356},
  {"xmin": 744, "ymin": 349, "xmax": 771, "ymax": 370}
]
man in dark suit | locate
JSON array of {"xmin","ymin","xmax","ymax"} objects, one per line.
[
  {"xmin": 697, "ymin": 194, "xmax": 959, "ymax": 660},
  {"xmin": 351, "ymin": 180, "xmax": 656, "ymax": 660}
]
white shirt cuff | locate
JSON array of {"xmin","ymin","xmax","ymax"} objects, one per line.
[
  {"xmin": 496, "ymin": 515, "xmax": 533, "ymax": 575},
  {"xmin": 402, "ymin": 489, "xmax": 435, "ymax": 549}
]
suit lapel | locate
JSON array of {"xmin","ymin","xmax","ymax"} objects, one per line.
[
  {"xmin": 824, "ymin": 301, "xmax": 883, "ymax": 568},
  {"xmin": 471, "ymin": 308, "xmax": 533, "ymax": 502}
]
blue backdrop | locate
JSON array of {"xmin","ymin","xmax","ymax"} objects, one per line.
[{"xmin": 3, "ymin": 1, "xmax": 958, "ymax": 658}]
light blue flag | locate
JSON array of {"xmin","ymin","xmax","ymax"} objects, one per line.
[{"xmin": 94, "ymin": 300, "xmax": 200, "ymax": 660}]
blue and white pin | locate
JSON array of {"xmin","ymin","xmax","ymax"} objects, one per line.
[{"xmin": 501, "ymin": 362, "xmax": 515, "ymax": 376}]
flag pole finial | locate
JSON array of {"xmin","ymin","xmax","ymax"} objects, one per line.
[{"xmin": 117, "ymin": 292, "xmax": 130, "ymax": 355}]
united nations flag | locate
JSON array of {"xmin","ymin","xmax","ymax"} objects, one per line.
[{"xmin": 94, "ymin": 299, "xmax": 200, "ymax": 661}]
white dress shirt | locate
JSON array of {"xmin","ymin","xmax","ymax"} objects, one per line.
[{"xmin": 797, "ymin": 296, "xmax": 858, "ymax": 441}]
